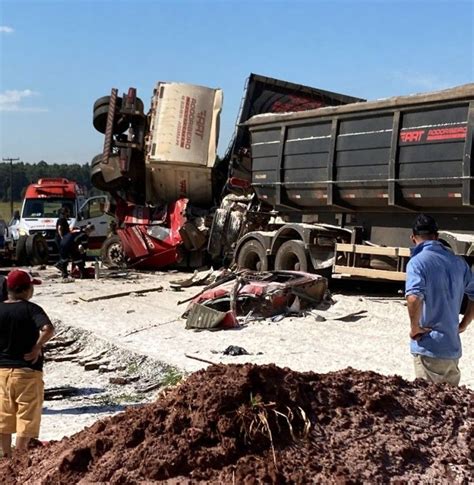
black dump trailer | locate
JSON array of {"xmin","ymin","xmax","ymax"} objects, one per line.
[
  {"xmin": 234, "ymin": 84, "xmax": 474, "ymax": 280},
  {"xmin": 215, "ymin": 73, "xmax": 364, "ymax": 195}
]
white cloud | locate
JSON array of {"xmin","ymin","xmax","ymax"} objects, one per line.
[
  {"xmin": 0, "ymin": 89, "xmax": 48, "ymax": 112},
  {"xmin": 0, "ymin": 26, "xmax": 14, "ymax": 34},
  {"xmin": 393, "ymin": 71, "xmax": 451, "ymax": 92}
]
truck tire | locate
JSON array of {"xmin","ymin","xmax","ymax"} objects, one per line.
[
  {"xmin": 207, "ymin": 208, "xmax": 227, "ymax": 258},
  {"xmin": 15, "ymin": 236, "xmax": 28, "ymax": 266},
  {"xmin": 93, "ymin": 95, "xmax": 122, "ymax": 112},
  {"xmin": 101, "ymin": 235, "xmax": 126, "ymax": 268},
  {"xmin": 93, "ymin": 105, "xmax": 129, "ymax": 135},
  {"xmin": 236, "ymin": 240, "xmax": 268, "ymax": 271},
  {"xmin": 95, "ymin": 95, "xmax": 144, "ymax": 114},
  {"xmin": 26, "ymin": 234, "xmax": 49, "ymax": 266},
  {"xmin": 275, "ymin": 240, "xmax": 310, "ymax": 272}
]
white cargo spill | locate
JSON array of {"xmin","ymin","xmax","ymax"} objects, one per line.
[{"xmin": 145, "ymin": 82, "xmax": 223, "ymax": 205}]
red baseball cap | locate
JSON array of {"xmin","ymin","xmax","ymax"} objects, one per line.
[{"xmin": 6, "ymin": 269, "xmax": 41, "ymax": 290}]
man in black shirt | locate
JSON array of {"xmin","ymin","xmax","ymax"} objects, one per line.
[
  {"xmin": 56, "ymin": 224, "xmax": 95, "ymax": 279},
  {"xmin": 55, "ymin": 206, "xmax": 71, "ymax": 251},
  {"xmin": 0, "ymin": 269, "xmax": 54, "ymax": 457}
]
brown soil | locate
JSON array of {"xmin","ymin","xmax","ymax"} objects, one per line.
[{"xmin": 1, "ymin": 364, "xmax": 472, "ymax": 484}]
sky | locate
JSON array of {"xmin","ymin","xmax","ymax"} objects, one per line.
[{"xmin": 0, "ymin": 0, "xmax": 473, "ymax": 165}]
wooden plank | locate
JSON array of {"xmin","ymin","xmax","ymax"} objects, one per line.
[
  {"xmin": 334, "ymin": 265, "xmax": 406, "ymax": 281},
  {"xmin": 336, "ymin": 243, "xmax": 355, "ymax": 252},
  {"xmin": 79, "ymin": 286, "xmax": 163, "ymax": 302},
  {"xmin": 354, "ymin": 245, "xmax": 398, "ymax": 256},
  {"xmin": 337, "ymin": 243, "xmax": 412, "ymax": 258}
]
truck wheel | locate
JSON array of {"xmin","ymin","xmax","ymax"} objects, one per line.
[
  {"xmin": 207, "ymin": 208, "xmax": 228, "ymax": 258},
  {"xmin": 236, "ymin": 240, "xmax": 268, "ymax": 271},
  {"xmin": 101, "ymin": 235, "xmax": 125, "ymax": 268},
  {"xmin": 275, "ymin": 240, "xmax": 310, "ymax": 272},
  {"xmin": 15, "ymin": 236, "xmax": 28, "ymax": 266},
  {"xmin": 26, "ymin": 234, "xmax": 49, "ymax": 266},
  {"xmin": 93, "ymin": 105, "xmax": 129, "ymax": 135}
]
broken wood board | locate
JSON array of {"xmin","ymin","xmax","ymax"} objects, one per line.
[{"xmin": 79, "ymin": 286, "xmax": 163, "ymax": 302}]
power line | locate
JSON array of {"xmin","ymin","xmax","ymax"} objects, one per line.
[{"xmin": 2, "ymin": 157, "xmax": 20, "ymax": 217}]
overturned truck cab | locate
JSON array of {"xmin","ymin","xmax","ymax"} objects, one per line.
[{"xmin": 91, "ymin": 82, "xmax": 223, "ymax": 269}]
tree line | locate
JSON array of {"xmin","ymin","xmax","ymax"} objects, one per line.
[{"xmin": 0, "ymin": 161, "xmax": 94, "ymax": 201}]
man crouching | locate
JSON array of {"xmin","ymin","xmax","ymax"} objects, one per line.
[{"xmin": 0, "ymin": 270, "xmax": 54, "ymax": 457}]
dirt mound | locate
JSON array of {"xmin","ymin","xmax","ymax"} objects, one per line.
[{"xmin": 1, "ymin": 364, "xmax": 472, "ymax": 483}]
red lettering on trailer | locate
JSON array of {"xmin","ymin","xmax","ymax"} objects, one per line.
[
  {"xmin": 195, "ymin": 110, "xmax": 207, "ymax": 140},
  {"xmin": 176, "ymin": 96, "xmax": 186, "ymax": 146},
  {"xmin": 180, "ymin": 97, "xmax": 191, "ymax": 148},
  {"xmin": 400, "ymin": 130, "xmax": 425, "ymax": 143},
  {"xmin": 185, "ymin": 98, "xmax": 197, "ymax": 149},
  {"xmin": 426, "ymin": 126, "xmax": 467, "ymax": 141}
]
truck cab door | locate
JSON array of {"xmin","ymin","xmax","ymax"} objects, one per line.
[
  {"xmin": 77, "ymin": 196, "xmax": 112, "ymax": 249},
  {"xmin": 7, "ymin": 211, "xmax": 21, "ymax": 241}
]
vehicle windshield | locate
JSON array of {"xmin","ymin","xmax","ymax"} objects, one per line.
[{"xmin": 22, "ymin": 199, "xmax": 76, "ymax": 218}]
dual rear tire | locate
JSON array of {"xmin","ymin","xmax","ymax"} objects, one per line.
[
  {"xmin": 274, "ymin": 240, "xmax": 309, "ymax": 272},
  {"xmin": 236, "ymin": 239, "xmax": 310, "ymax": 272}
]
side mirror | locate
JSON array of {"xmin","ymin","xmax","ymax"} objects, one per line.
[{"xmin": 13, "ymin": 210, "xmax": 20, "ymax": 220}]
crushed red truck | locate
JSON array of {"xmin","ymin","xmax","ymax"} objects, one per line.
[{"xmin": 89, "ymin": 74, "xmax": 474, "ymax": 280}]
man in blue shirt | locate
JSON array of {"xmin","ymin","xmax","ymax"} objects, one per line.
[{"xmin": 405, "ymin": 214, "xmax": 474, "ymax": 385}]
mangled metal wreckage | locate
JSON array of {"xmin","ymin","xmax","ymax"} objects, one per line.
[
  {"xmin": 91, "ymin": 74, "xmax": 360, "ymax": 271},
  {"xmin": 91, "ymin": 75, "xmax": 474, "ymax": 281},
  {"xmin": 183, "ymin": 270, "xmax": 329, "ymax": 331}
]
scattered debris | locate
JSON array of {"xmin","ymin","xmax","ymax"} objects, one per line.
[
  {"xmin": 169, "ymin": 268, "xmax": 215, "ymax": 290},
  {"xmin": 223, "ymin": 345, "xmax": 249, "ymax": 356},
  {"xmin": 333, "ymin": 309, "xmax": 368, "ymax": 322},
  {"xmin": 184, "ymin": 353, "xmax": 218, "ymax": 365},
  {"xmin": 109, "ymin": 376, "xmax": 140, "ymax": 386},
  {"xmin": 120, "ymin": 317, "xmax": 181, "ymax": 337},
  {"xmin": 185, "ymin": 303, "xmax": 238, "ymax": 330},
  {"xmin": 84, "ymin": 359, "xmax": 110, "ymax": 371},
  {"xmin": 135, "ymin": 381, "xmax": 163, "ymax": 394},
  {"xmin": 2, "ymin": 364, "xmax": 471, "ymax": 483},
  {"xmin": 271, "ymin": 314, "xmax": 285, "ymax": 322},
  {"xmin": 183, "ymin": 270, "xmax": 328, "ymax": 330},
  {"xmin": 79, "ymin": 286, "xmax": 163, "ymax": 302},
  {"xmin": 44, "ymin": 386, "xmax": 81, "ymax": 400}
]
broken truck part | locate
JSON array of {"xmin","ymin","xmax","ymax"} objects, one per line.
[
  {"xmin": 91, "ymin": 75, "xmax": 474, "ymax": 280},
  {"xmin": 184, "ymin": 270, "xmax": 328, "ymax": 330}
]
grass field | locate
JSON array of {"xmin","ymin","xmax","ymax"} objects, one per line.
[{"xmin": 0, "ymin": 201, "xmax": 22, "ymax": 221}]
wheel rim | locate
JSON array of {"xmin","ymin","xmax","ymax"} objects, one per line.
[{"xmin": 108, "ymin": 242, "xmax": 124, "ymax": 265}]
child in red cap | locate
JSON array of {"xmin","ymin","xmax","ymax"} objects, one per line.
[{"xmin": 0, "ymin": 270, "xmax": 54, "ymax": 457}]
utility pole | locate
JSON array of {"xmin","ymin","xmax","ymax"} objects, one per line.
[{"xmin": 2, "ymin": 157, "xmax": 20, "ymax": 217}]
